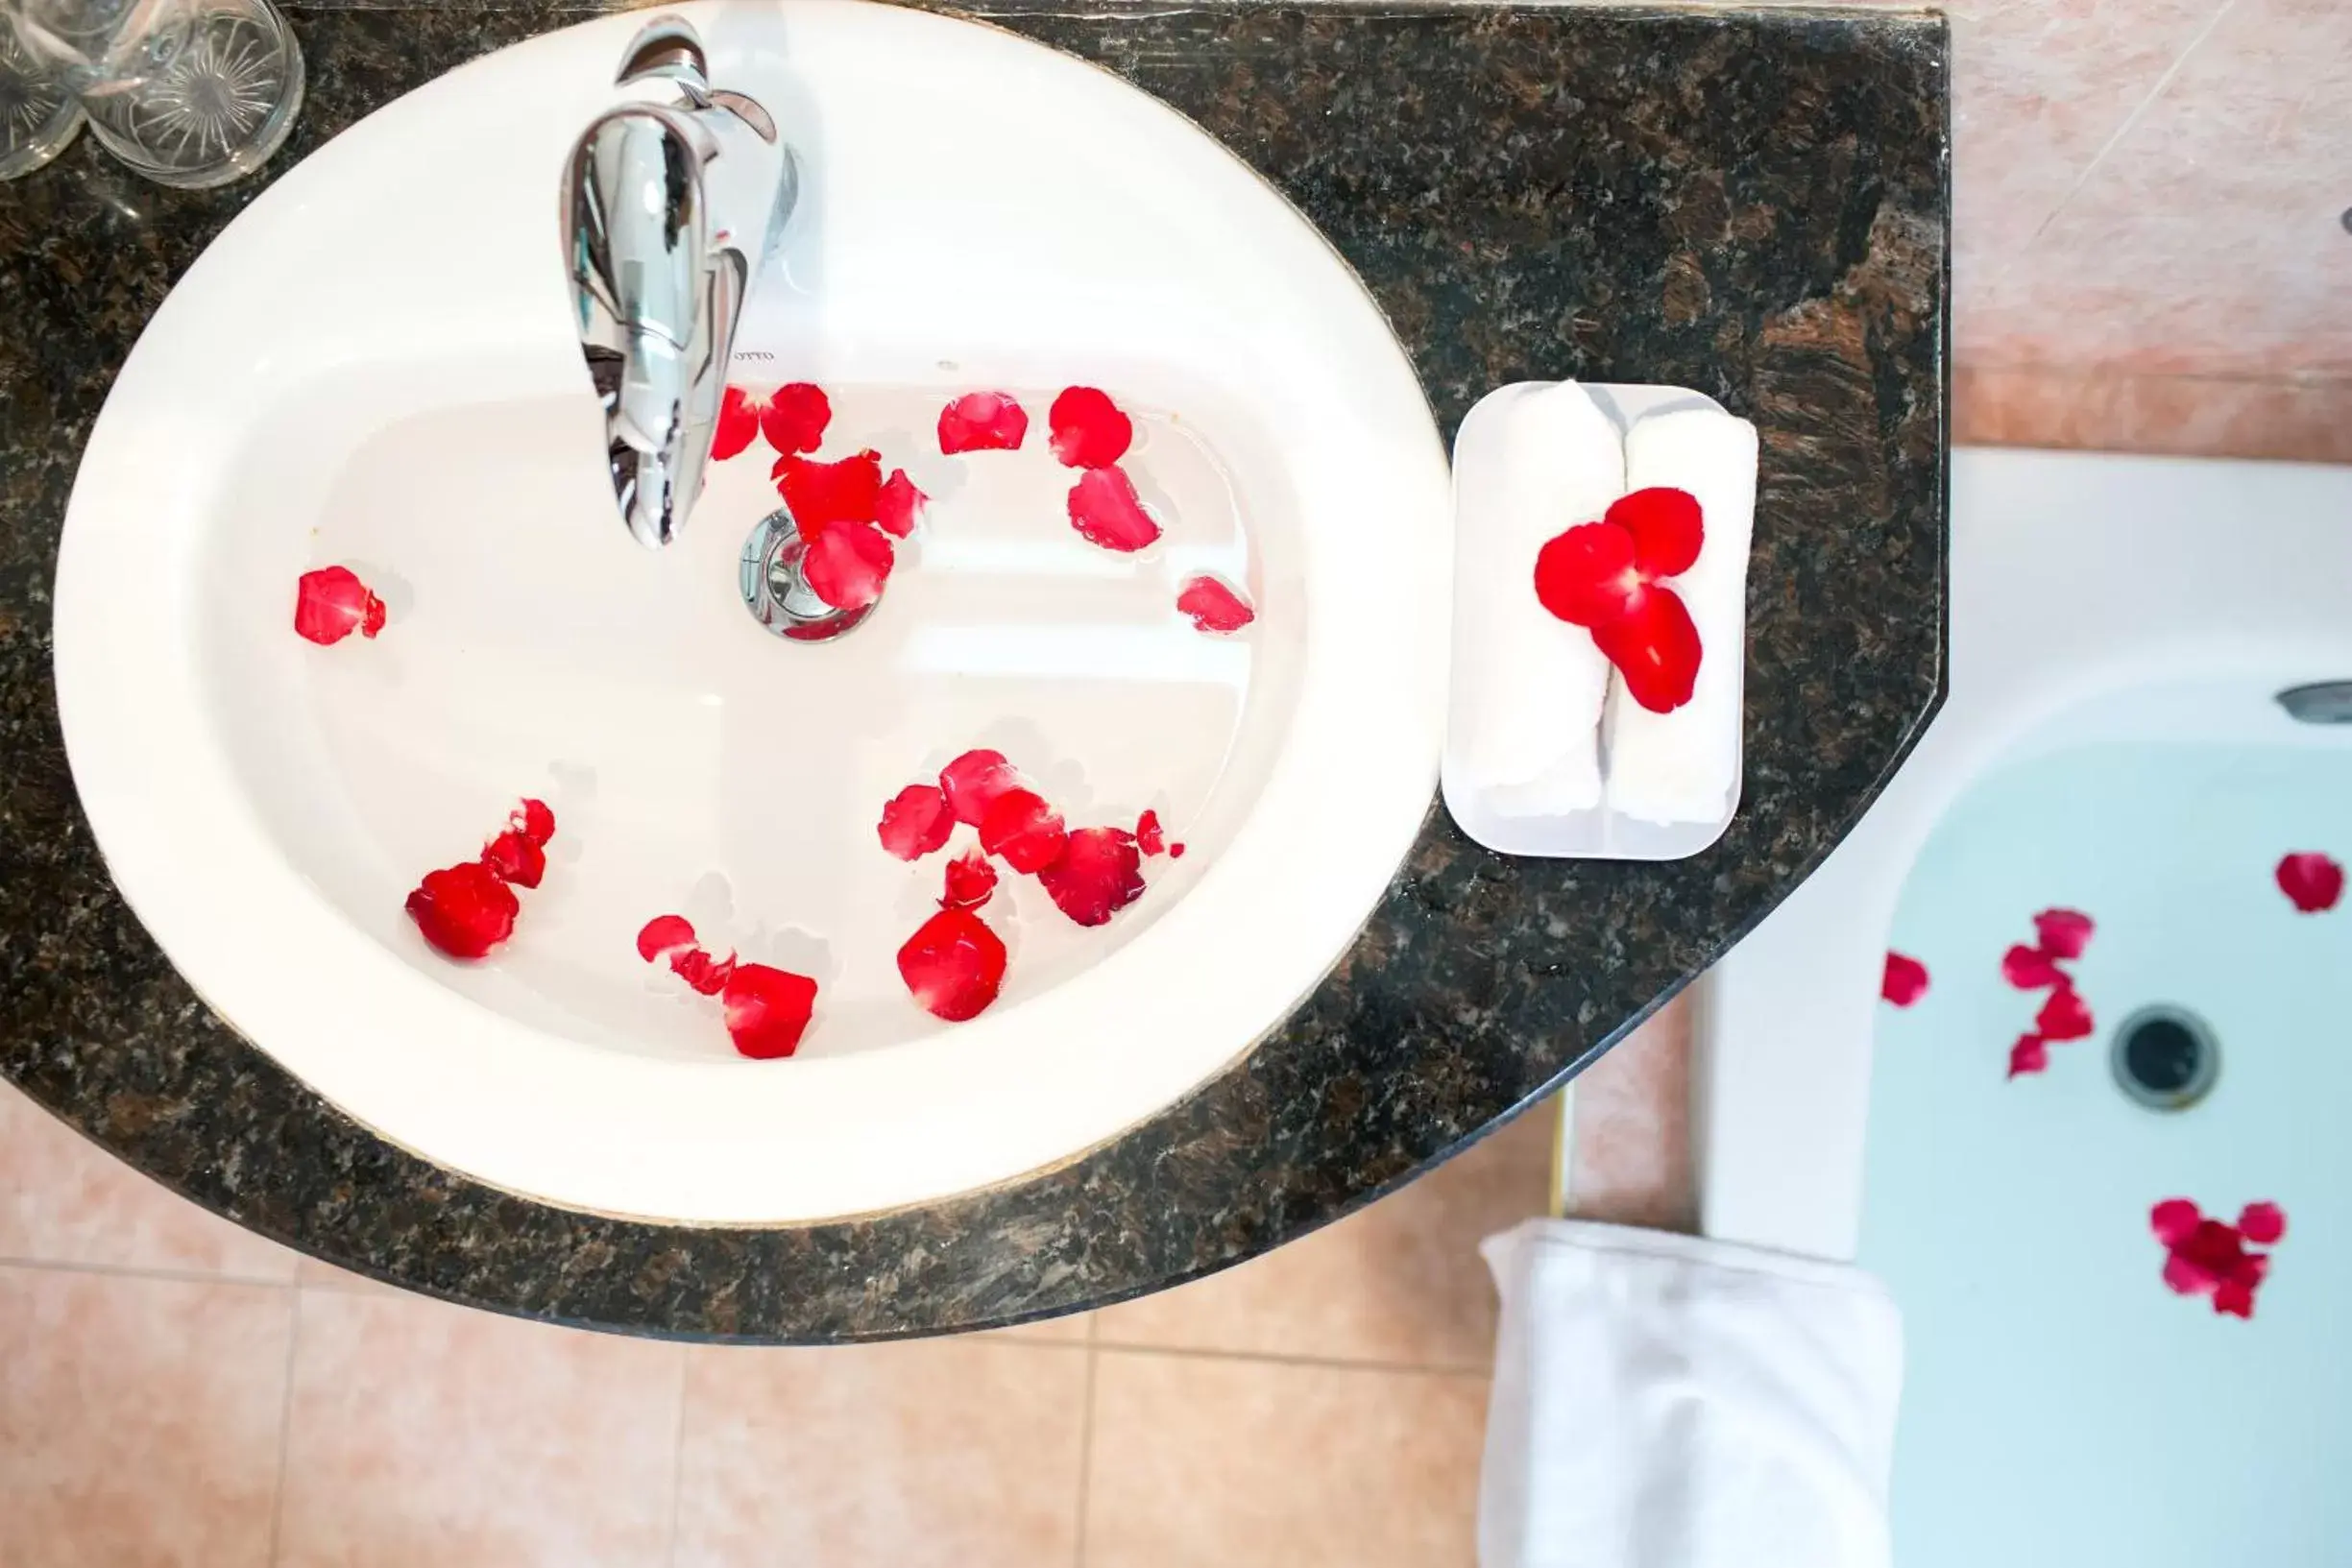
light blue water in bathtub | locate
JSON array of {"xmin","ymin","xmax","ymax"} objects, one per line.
[{"xmin": 1864, "ymin": 738, "xmax": 2352, "ymax": 1567}]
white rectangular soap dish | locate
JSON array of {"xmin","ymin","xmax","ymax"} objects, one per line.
[{"xmin": 1441, "ymin": 381, "xmax": 1746, "ymax": 862}]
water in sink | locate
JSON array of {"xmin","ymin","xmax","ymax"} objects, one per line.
[{"xmin": 206, "ymin": 379, "xmax": 1289, "ymax": 1062}]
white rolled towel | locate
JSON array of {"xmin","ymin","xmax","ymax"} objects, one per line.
[
  {"xmin": 1450, "ymin": 382, "xmax": 1626, "ymax": 813},
  {"xmin": 1603, "ymin": 407, "xmax": 1759, "ymax": 826}
]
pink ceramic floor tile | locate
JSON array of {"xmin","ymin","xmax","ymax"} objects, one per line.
[
  {"xmin": 0, "ymin": 1080, "xmax": 299, "ymax": 1281},
  {"xmin": 275, "ymin": 1289, "xmax": 684, "ymax": 1568},
  {"xmin": 0, "ymin": 1266, "xmax": 293, "ymax": 1568}
]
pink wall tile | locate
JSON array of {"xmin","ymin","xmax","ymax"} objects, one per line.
[{"xmin": 1977, "ymin": 0, "xmax": 2352, "ymax": 379}]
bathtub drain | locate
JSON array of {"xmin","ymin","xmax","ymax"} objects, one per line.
[{"xmin": 2110, "ymin": 1004, "xmax": 2219, "ymax": 1113}]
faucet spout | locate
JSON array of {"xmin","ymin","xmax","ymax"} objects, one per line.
[{"xmin": 560, "ymin": 16, "xmax": 794, "ymax": 549}]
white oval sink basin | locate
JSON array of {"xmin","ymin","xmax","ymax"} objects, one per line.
[{"xmin": 53, "ymin": 0, "xmax": 1449, "ymax": 1224}]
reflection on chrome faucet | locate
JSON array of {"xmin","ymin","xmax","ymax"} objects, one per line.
[{"xmin": 560, "ymin": 14, "xmax": 797, "ymax": 550}]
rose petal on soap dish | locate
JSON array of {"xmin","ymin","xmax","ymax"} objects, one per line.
[
  {"xmin": 1135, "ymin": 808, "xmax": 1166, "ymax": 857},
  {"xmin": 939, "ymin": 749, "xmax": 1026, "ymax": 827},
  {"xmin": 637, "ymin": 914, "xmax": 698, "ymax": 963},
  {"xmin": 1533, "ymin": 522, "xmax": 1644, "ymax": 629},
  {"xmin": 1048, "ymin": 386, "xmax": 1134, "ymax": 468},
  {"xmin": 773, "ymin": 450, "xmax": 883, "ymax": 538},
  {"xmin": 512, "ymin": 799, "xmax": 556, "ymax": 848},
  {"xmin": 1037, "ymin": 826, "xmax": 1145, "ymax": 928},
  {"xmin": 2007, "ymin": 1034, "xmax": 2049, "ymax": 1078},
  {"xmin": 1176, "ymin": 575, "xmax": 1255, "ymax": 634},
  {"xmin": 405, "ymin": 861, "xmax": 520, "ymax": 959},
  {"xmin": 1605, "ymin": 487, "xmax": 1705, "ymax": 578},
  {"xmin": 937, "ymin": 392, "xmax": 1029, "ymax": 454},
  {"xmin": 1591, "ymin": 586, "xmax": 1702, "ymax": 714},
  {"xmin": 722, "ymin": 963, "xmax": 819, "ymax": 1058},
  {"xmin": 672, "ymin": 946, "xmax": 736, "ymax": 998},
  {"xmin": 2000, "ymin": 943, "xmax": 2068, "ymax": 990},
  {"xmin": 941, "ymin": 847, "xmax": 999, "ymax": 910},
  {"xmin": 1881, "ymin": 952, "xmax": 1929, "ymax": 1007},
  {"xmin": 898, "ymin": 906, "xmax": 1008, "ymax": 1022},
  {"xmin": 2276, "ymin": 852, "xmax": 2345, "ymax": 913},
  {"xmin": 878, "ymin": 784, "xmax": 955, "ymax": 860},
  {"xmin": 294, "ymin": 566, "xmax": 388, "ymax": 645},
  {"xmin": 803, "ymin": 521, "xmax": 894, "ymax": 612},
  {"xmin": 2151, "ymin": 1198, "xmax": 2203, "ymax": 1248},
  {"xmin": 876, "ymin": 470, "xmax": 928, "ymax": 539},
  {"xmin": 980, "ymin": 787, "xmax": 1068, "ymax": 875},
  {"xmin": 2239, "ymin": 1201, "xmax": 2288, "ymax": 1245},
  {"xmin": 1067, "ymin": 467, "xmax": 1162, "ymax": 552},
  {"xmin": 2032, "ymin": 907, "xmax": 2096, "ymax": 959}
]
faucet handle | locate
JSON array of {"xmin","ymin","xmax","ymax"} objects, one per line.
[{"xmin": 614, "ymin": 14, "xmax": 710, "ymax": 106}]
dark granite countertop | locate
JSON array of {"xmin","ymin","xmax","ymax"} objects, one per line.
[{"xmin": 0, "ymin": 0, "xmax": 1947, "ymax": 1340}]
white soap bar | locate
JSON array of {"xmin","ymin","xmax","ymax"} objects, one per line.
[
  {"xmin": 1603, "ymin": 407, "xmax": 1759, "ymax": 826},
  {"xmin": 1449, "ymin": 381, "xmax": 1626, "ymax": 812}
]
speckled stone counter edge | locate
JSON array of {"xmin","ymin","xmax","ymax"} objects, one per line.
[{"xmin": 0, "ymin": 0, "xmax": 1948, "ymax": 1339}]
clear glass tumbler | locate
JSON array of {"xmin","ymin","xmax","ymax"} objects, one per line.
[
  {"xmin": 0, "ymin": 7, "xmax": 85, "ymax": 180},
  {"xmin": 80, "ymin": 0, "xmax": 300, "ymax": 188}
]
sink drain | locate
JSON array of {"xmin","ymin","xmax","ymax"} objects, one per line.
[
  {"xmin": 2110, "ymin": 1003, "xmax": 2219, "ymax": 1112},
  {"xmin": 739, "ymin": 507, "xmax": 875, "ymax": 642}
]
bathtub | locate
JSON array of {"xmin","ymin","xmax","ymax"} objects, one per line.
[{"xmin": 1693, "ymin": 446, "xmax": 2352, "ymax": 1563}]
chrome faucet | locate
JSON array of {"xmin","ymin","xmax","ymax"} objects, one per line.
[{"xmin": 560, "ymin": 15, "xmax": 797, "ymax": 549}]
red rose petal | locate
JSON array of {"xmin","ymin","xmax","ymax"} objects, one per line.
[
  {"xmin": 294, "ymin": 566, "xmax": 388, "ymax": 645},
  {"xmin": 672, "ymin": 946, "xmax": 737, "ymax": 998},
  {"xmin": 2163, "ymin": 1252, "xmax": 2214, "ymax": 1294},
  {"xmin": 1605, "ymin": 487, "xmax": 1705, "ymax": 578},
  {"xmin": 803, "ymin": 521, "xmax": 894, "ymax": 612},
  {"xmin": 1533, "ymin": 522, "xmax": 1643, "ymax": 628},
  {"xmin": 2035, "ymin": 984, "xmax": 2094, "ymax": 1042},
  {"xmin": 1881, "ymin": 952, "xmax": 1929, "ymax": 1007},
  {"xmin": 897, "ymin": 906, "xmax": 1008, "ymax": 1022},
  {"xmin": 773, "ymin": 449, "xmax": 884, "ymax": 538},
  {"xmin": 712, "ymin": 386, "xmax": 763, "ymax": 461},
  {"xmin": 721, "ymin": 962, "xmax": 818, "ymax": 1058},
  {"xmin": 479, "ymin": 829, "xmax": 546, "ymax": 889},
  {"xmin": 1170, "ymin": 842, "xmax": 1186, "ymax": 858},
  {"xmin": 979, "ymin": 787, "xmax": 1068, "ymax": 875},
  {"xmin": 2151, "ymin": 1198, "xmax": 2203, "ymax": 1246},
  {"xmin": 2032, "ymin": 907, "xmax": 2096, "ymax": 959},
  {"xmin": 1067, "ymin": 467, "xmax": 1162, "ymax": 552},
  {"xmin": 2276, "ymin": 852, "xmax": 2344, "ymax": 913},
  {"xmin": 1135, "ymin": 808, "xmax": 1166, "ymax": 857},
  {"xmin": 513, "ymin": 799, "xmax": 556, "ymax": 848},
  {"xmin": 1592, "ymin": 586, "xmax": 1703, "ymax": 714},
  {"xmin": 2238, "ymin": 1201, "xmax": 2287, "ymax": 1245},
  {"xmin": 939, "ymin": 749, "xmax": 1025, "ymax": 827},
  {"xmin": 1176, "ymin": 575, "xmax": 1255, "ymax": 634},
  {"xmin": 937, "ymin": 392, "xmax": 1029, "ymax": 454},
  {"xmin": 637, "ymin": 914, "xmax": 698, "ymax": 963},
  {"xmin": 878, "ymin": 784, "xmax": 955, "ymax": 861},
  {"xmin": 404, "ymin": 861, "xmax": 520, "ymax": 959},
  {"xmin": 2212, "ymin": 1279, "xmax": 2257, "ymax": 1317},
  {"xmin": 1048, "ymin": 386, "xmax": 1133, "ymax": 468},
  {"xmin": 876, "ymin": 470, "xmax": 928, "ymax": 539},
  {"xmin": 2007, "ymin": 1034, "xmax": 2049, "ymax": 1078},
  {"xmin": 2000, "ymin": 943, "xmax": 2068, "ymax": 990},
  {"xmin": 941, "ymin": 847, "xmax": 998, "ymax": 910},
  {"xmin": 1037, "ymin": 826, "xmax": 1145, "ymax": 928},
  {"xmin": 761, "ymin": 382, "xmax": 832, "ymax": 456}
]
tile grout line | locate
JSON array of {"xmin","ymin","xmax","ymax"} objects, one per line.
[
  {"xmin": 663, "ymin": 1345, "xmax": 691, "ymax": 1568},
  {"xmin": 1088, "ymin": 1339, "xmax": 1492, "ymax": 1380},
  {"xmin": 263, "ymin": 1288, "xmax": 305, "ymax": 1567},
  {"xmin": 2018, "ymin": 0, "xmax": 2240, "ymax": 256},
  {"xmin": 0, "ymin": 1252, "xmax": 299, "ymax": 1291},
  {"xmin": 1072, "ymin": 1343, "xmax": 1100, "ymax": 1568}
]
